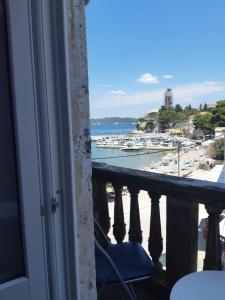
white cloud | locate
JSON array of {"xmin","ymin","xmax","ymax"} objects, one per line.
[
  {"xmin": 137, "ymin": 73, "xmax": 159, "ymax": 84},
  {"xmin": 163, "ymin": 74, "xmax": 173, "ymax": 79},
  {"xmin": 110, "ymin": 89, "xmax": 126, "ymax": 95},
  {"xmin": 92, "ymin": 81, "xmax": 225, "ymax": 110},
  {"xmin": 174, "ymin": 81, "xmax": 224, "ymax": 100},
  {"xmin": 96, "ymin": 90, "xmax": 162, "ymax": 108}
]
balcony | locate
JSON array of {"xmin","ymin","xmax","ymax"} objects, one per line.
[{"xmin": 92, "ymin": 162, "xmax": 225, "ymax": 299}]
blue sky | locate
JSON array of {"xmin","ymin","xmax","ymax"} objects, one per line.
[{"xmin": 86, "ymin": 0, "xmax": 225, "ymax": 118}]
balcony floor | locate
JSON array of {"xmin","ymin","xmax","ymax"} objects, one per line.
[{"xmin": 100, "ymin": 279, "xmax": 169, "ymax": 300}]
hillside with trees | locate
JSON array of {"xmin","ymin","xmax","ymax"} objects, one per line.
[
  {"xmin": 137, "ymin": 100, "xmax": 225, "ymax": 136},
  {"xmin": 137, "ymin": 104, "xmax": 198, "ymax": 132},
  {"xmin": 91, "ymin": 117, "xmax": 137, "ymax": 125},
  {"xmin": 193, "ymin": 100, "xmax": 225, "ymax": 133}
]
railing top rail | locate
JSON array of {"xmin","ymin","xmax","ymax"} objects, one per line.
[{"xmin": 92, "ymin": 162, "xmax": 225, "ymax": 207}]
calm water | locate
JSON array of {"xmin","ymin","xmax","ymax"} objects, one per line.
[
  {"xmin": 91, "ymin": 123, "xmax": 136, "ymax": 136},
  {"xmin": 91, "ymin": 124, "xmax": 166, "ymax": 169}
]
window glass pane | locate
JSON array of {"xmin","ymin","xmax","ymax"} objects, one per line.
[{"xmin": 0, "ymin": 0, "xmax": 25, "ymax": 284}]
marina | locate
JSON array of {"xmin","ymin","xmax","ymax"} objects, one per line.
[
  {"xmin": 91, "ymin": 125, "xmax": 221, "ymax": 178},
  {"xmin": 93, "ymin": 134, "xmax": 199, "ymax": 151}
]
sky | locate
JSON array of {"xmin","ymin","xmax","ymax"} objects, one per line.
[{"xmin": 86, "ymin": 0, "xmax": 225, "ymax": 118}]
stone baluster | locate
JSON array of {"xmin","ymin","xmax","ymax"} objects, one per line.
[
  {"xmin": 128, "ymin": 187, "xmax": 142, "ymax": 243},
  {"xmin": 148, "ymin": 191, "xmax": 163, "ymax": 270},
  {"xmin": 203, "ymin": 206, "xmax": 223, "ymax": 270},
  {"xmin": 166, "ymin": 196, "xmax": 198, "ymax": 286},
  {"xmin": 112, "ymin": 182, "xmax": 126, "ymax": 243},
  {"xmin": 92, "ymin": 179, "xmax": 110, "ymax": 236}
]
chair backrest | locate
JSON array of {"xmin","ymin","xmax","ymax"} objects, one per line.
[
  {"xmin": 94, "ymin": 236, "xmax": 137, "ymax": 300},
  {"xmin": 94, "ymin": 219, "xmax": 110, "ymax": 248}
]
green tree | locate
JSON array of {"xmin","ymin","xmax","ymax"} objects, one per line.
[
  {"xmin": 193, "ymin": 113, "xmax": 214, "ymax": 132},
  {"xmin": 214, "ymin": 138, "xmax": 224, "ymax": 160},
  {"xmin": 147, "ymin": 111, "xmax": 158, "ymax": 117},
  {"xmin": 184, "ymin": 104, "xmax": 198, "ymax": 117},
  {"xmin": 145, "ymin": 112, "xmax": 158, "ymax": 131},
  {"xmin": 176, "ymin": 112, "xmax": 188, "ymax": 123},
  {"xmin": 175, "ymin": 104, "xmax": 183, "ymax": 113},
  {"xmin": 194, "ymin": 100, "xmax": 225, "ymax": 133},
  {"xmin": 216, "ymin": 100, "xmax": 225, "ymax": 109},
  {"xmin": 203, "ymin": 102, "xmax": 208, "ymax": 111},
  {"xmin": 208, "ymin": 138, "xmax": 224, "ymax": 160},
  {"xmin": 138, "ymin": 117, "xmax": 145, "ymax": 122},
  {"xmin": 211, "ymin": 100, "xmax": 225, "ymax": 127},
  {"xmin": 158, "ymin": 108, "xmax": 176, "ymax": 130},
  {"xmin": 145, "ymin": 120, "xmax": 155, "ymax": 132}
]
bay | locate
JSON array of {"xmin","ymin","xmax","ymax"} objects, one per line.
[
  {"xmin": 91, "ymin": 123, "xmax": 136, "ymax": 136},
  {"xmin": 91, "ymin": 124, "xmax": 166, "ymax": 170}
]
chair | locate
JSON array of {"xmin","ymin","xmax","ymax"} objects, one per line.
[{"xmin": 94, "ymin": 219, "xmax": 155, "ymax": 299}]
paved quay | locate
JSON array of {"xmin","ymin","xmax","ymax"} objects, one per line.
[{"xmin": 140, "ymin": 146, "xmax": 209, "ymax": 177}]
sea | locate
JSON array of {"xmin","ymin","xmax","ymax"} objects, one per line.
[{"xmin": 91, "ymin": 124, "xmax": 166, "ymax": 169}]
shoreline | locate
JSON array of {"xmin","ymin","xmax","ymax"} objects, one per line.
[
  {"xmin": 140, "ymin": 146, "xmax": 207, "ymax": 177},
  {"xmin": 92, "ymin": 131, "xmax": 224, "ymax": 183},
  {"xmin": 91, "ymin": 132, "xmax": 170, "ymax": 141},
  {"xmin": 140, "ymin": 147, "xmax": 223, "ymax": 182}
]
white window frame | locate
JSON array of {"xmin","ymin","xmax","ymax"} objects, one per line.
[{"xmin": 0, "ymin": 0, "xmax": 49, "ymax": 299}]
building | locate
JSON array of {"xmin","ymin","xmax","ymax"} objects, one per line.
[
  {"xmin": 215, "ymin": 127, "xmax": 225, "ymax": 138},
  {"xmin": 164, "ymin": 88, "xmax": 173, "ymax": 108},
  {"xmin": 1, "ymin": 1, "xmax": 225, "ymax": 300}
]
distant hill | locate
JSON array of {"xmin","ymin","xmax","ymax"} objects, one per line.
[{"xmin": 91, "ymin": 117, "xmax": 138, "ymax": 125}]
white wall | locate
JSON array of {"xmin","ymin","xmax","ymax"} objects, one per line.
[{"xmin": 66, "ymin": 1, "xmax": 97, "ymax": 299}]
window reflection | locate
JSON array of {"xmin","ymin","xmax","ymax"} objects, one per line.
[{"xmin": 0, "ymin": 0, "xmax": 25, "ymax": 284}]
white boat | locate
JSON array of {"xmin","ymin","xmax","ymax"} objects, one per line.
[{"xmin": 121, "ymin": 143, "xmax": 144, "ymax": 151}]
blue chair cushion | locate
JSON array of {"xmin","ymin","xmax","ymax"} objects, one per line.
[{"xmin": 95, "ymin": 242, "xmax": 155, "ymax": 286}]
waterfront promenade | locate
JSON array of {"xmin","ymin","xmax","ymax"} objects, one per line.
[
  {"xmin": 92, "ymin": 132, "xmax": 208, "ymax": 172},
  {"xmin": 140, "ymin": 146, "xmax": 207, "ymax": 177}
]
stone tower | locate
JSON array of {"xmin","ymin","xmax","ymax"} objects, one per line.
[{"xmin": 164, "ymin": 88, "xmax": 173, "ymax": 108}]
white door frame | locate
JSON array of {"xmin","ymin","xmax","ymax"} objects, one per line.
[
  {"xmin": 1, "ymin": 0, "xmax": 81, "ymax": 299},
  {"xmin": 28, "ymin": 0, "xmax": 81, "ymax": 299}
]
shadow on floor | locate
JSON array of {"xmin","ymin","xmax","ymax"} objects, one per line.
[{"xmin": 99, "ymin": 280, "xmax": 169, "ymax": 300}]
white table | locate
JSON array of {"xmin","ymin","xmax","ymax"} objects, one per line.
[{"xmin": 170, "ymin": 271, "xmax": 225, "ymax": 300}]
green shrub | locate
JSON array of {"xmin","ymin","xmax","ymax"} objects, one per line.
[{"xmin": 208, "ymin": 138, "xmax": 224, "ymax": 160}]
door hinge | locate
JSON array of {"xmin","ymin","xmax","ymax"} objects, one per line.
[{"xmin": 51, "ymin": 198, "xmax": 60, "ymax": 213}]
